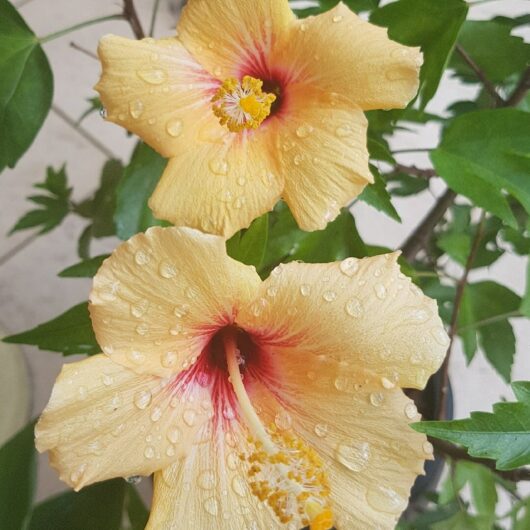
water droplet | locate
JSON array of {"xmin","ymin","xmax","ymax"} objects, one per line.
[
  {"xmin": 102, "ymin": 374, "xmax": 113, "ymax": 386},
  {"xmin": 281, "ymin": 140, "xmax": 295, "ymax": 152},
  {"xmin": 78, "ymin": 386, "xmax": 88, "ymax": 400},
  {"xmin": 134, "ymin": 390, "xmax": 152, "ymax": 410},
  {"xmin": 232, "ymin": 475, "xmax": 247, "ymax": 497},
  {"xmin": 274, "ymin": 410, "xmax": 292, "ymax": 431},
  {"xmin": 404, "ymin": 402, "xmax": 418, "ymax": 419},
  {"xmin": 125, "ymin": 475, "xmax": 142, "ymax": 484},
  {"xmin": 70, "ymin": 464, "xmax": 87, "ymax": 484},
  {"xmin": 295, "ymin": 124, "xmax": 313, "ymax": 138},
  {"xmin": 300, "ymin": 284, "xmax": 311, "ymax": 297},
  {"xmin": 334, "ymin": 376, "xmax": 348, "ymax": 392},
  {"xmin": 381, "ymin": 377, "xmax": 395, "ymax": 389},
  {"xmin": 335, "ymin": 125, "xmax": 353, "ymax": 137},
  {"xmin": 209, "ymin": 158, "xmax": 229, "ymax": 175},
  {"xmin": 345, "ymin": 298, "xmax": 363, "ymax": 318},
  {"xmin": 306, "ymin": 370, "xmax": 316, "ymax": 380},
  {"xmin": 131, "ymin": 298, "xmax": 149, "ymax": 318},
  {"xmin": 183, "ymin": 409, "xmax": 196, "ymax": 426},
  {"xmin": 266, "ymin": 285, "xmax": 278, "ymax": 298},
  {"xmin": 237, "ymin": 176, "xmax": 246, "ymax": 186},
  {"xmin": 135, "ymin": 322, "xmax": 149, "ymax": 336},
  {"xmin": 166, "ymin": 445, "xmax": 176, "ymax": 457},
  {"xmin": 148, "ymin": 117, "xmax": 156, "ymax": 125},
  {"xmin": 167, "ymin": 425, "xmax": 182, "ymax": 444},
  {"xmin": 405, "ymin": 308, "xmax": 430, "ymax": 323},
  {"xmin": 332, "ymin": 14, "xmax": 343, "ymax": 22},
  {"xmin": 214, "ymin": 66, "xmax": 222, "ymax": 77},
  {"xmin": 186, "ymin": 286, "xmax": 199, "ymax": 299},
  {"xmin": 293, "ymin": 154, "xmax": 303, "ymax": 166},
  {"xmin": 369, "ymin": 392, "xmax": 384, "ymax": 407},
  {"xmin": 100, "ymin": 282, "xmax": 119, "ymax": 301},
  {"xmin": 374, "ymin": 283, "xmax": 387, "ymax": 300},
  {"xmin": 144, "ymin": 445, "xmax": 155, "ymax": 459},
  {"xmin": 423, "ymin": 441, "xmax": 434, "ymax": 455},
  {"xmin": 226, "ymin": 451, "xmax": 238, "ymax": 470},
  {"xmin": 157, "ymin": 260, "xmax": 178, "ymax": 279},
  {"xmin": 314, "ymin": 423, "xmax": 328, "ymax": 438},
  {"xmin": 300, "ymin": 22, "xmax": 307, "ymax": 32},
  {"xmin": 336, "ymin": 441, "xmax": 370, "ymax": 471},
  {"xmin": 198, "ymin": 470, "xmax": 216, "ymax": 490},
  {"xmin": 99, "ymin": 107, "xmax": 107, "ymax": 119},
  {"xmin": 173, "ymin": 304, "xmax": 190, "ymax": 318},
  {"xmin": 410, "ymin": 352, "xmax": 423, "ymax": 365},
  {"xmin": 339, "ymin": 257, "xmax": 359, "ymax": 276},
  {"xmin": 323, "ymin": 290, "xmax": 337, "ymax": 302},
  {"xmin": 161, "ymin": 351, "xmax": 177, "ymax": 368},
  {"xmin": 135, "ymin": 250, "xmax": 151, "ymax": 266},
  {"xmin": 250, "ymin": 297, "xmax": 267, "ymax": 317},
  {"xmin": 431, "ymin": 326, "xmax": 450, "ymax": 346},
  {"xmin": 151, "ymin": 406, "xmax": 162, "ymax": 422},
  {"xmin": 203, "ymin": 497, "xmax": 219, "ymax": 516},
  {"xmin": 233, "ymin": 196, "xmax": 246, "ymax": 209},
  {"xmin": 137, "ymin": 68, "xmax": 167, "ymax": 84},
  {"xmin": 366, "ymin": 486, "xmax": 407, "ymax": 514},
  {"xmin": 218, "ymin": 189, "xmax": 233, "ymax": 202},
  {"xmin": 129, "ymin": 99, "xmax": 144, "ymax": 119},
  {"xmin": 86, "ymin": 440, "xmax": 102, "ymax": 455}
]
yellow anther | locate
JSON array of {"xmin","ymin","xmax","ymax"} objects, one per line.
[{"xmin": 211, "ymin": 75, "xmax": 276, "ymax": 133}]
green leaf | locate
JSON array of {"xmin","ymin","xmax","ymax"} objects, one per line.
[
  {"xmin": 432, "ymin": 109, "xmax": 530, "ymax": 227},
  {"xmin": 115, "ymin": 142, "xmax": 168, "ymax": 240},
  {"xmin": 77, "ymin": 224, "xmax": 92, "ymax": 260},
  {"xmin": 10, "ymin": 166, "xmax": 71, "ymax": 234},
  {"xmin": 124, "ymin": 485, "xmax": 149, "ymax": 530},
  {"xmin": 0, "ymin": 0, "xmax": 53, "ymax": 172},
  {"xmin": 58, "ymin": 254, "xmax": 109, "ymax": 278},
  {"xmin": 413, "ymin": 384, "xmax": 530, "ymax": 470},
  {"xmin": 227, "ymin": 213, "xmax": 268, "ymax": 268},
  {"xmin": 0, "ymin": 421, "xmax": 36, "ymax": 530},
  {"xmin": 78, "ymin": 96, "xmax": 102, "ymax": 124},
  {"xmin": 450, "ymin": 20, "xmax": 530, "ymax": 86},
  {"xmin": 28, "ymin": 479, "xmax": 126, "ymax": 530},
  {"xmin": 370, "ymin": 0, "xmax": 468, "ymax": 107},
  {"xmin": 3, "ymin": 302, "xmax": 99, "ymax": 355},
  {"xmin": 359, "ymin": 165, "xmax": 401, "ymax": 222},
  {"xmin": 458, "ymin": 281, "xmax": 520, "ymax": 381},
  {"xmin": 515, "ymin": 498, "xmax": 530, "ymax": 530},
  {"xmin": 512, "ymin": 381, "xmax": 530, "ymax": 404},
  {"xmin": 431, "ymin": 512, "xmax": 492, "ymax": 530},
  {"xmin": 387, "ymin": 172, "xmax": 429, "ymax": 197},
  {"xmin": 521, "ymin": 260, "xmax": 530, "ymax": 319}
]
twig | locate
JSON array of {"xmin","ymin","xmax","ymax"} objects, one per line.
[
  {"xmin": 457, "ymin": 311, "xmax": 521, "ymax": 332},
  {"xmin": 123, "ymin": 0, "xmax": 145, "ymax": 39},
  {"xmin": 70, "ymin": 41, "xmax": 98, "ymax": 60},
  {"xmin": 401, "ymin": 189, "xmax": 457, "ymax": 261},
  {"xmin": 0, "ymin": 234, "xmax": 39, "ymax": 267},
  {"xmin": 437, "ymin": 212, "xmax": 487, "ymax": 420},
  {"xmin": 432, "ymin": 439, "xmax": 530, "ymax": 482},
  {"xmin": 394, "ymin": 163, "xmax": 437, "ymax": 179},
  {"xmin": 456, "ymin": 45, "xmax": 504, "ymax": 106},
  {"xmin": 504, "ymin": 67, "xmax": 530, "ymax": 107},
  {"xmin": 149, "ymin": 0, "xmax": 162, "ymax": 37}
]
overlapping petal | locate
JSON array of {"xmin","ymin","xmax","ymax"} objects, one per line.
[
  {"xmin": 273, "ymin": 3, "xmax": 422, "ymax": 110},
  {"xmin": 89, "ymin": 227, "xmax": 261, "ymax": 376},
  {"xmin": 35, "ymin": 355, "xmax": 209, "ymax": 490},
  {"xmin": 177, "ymin": 0, "xmax": 294, "ymax": 78},
  {"xmin": 276, "ymin": 85, "xmax": 372, "ymax": 230},
  {"xmin": 237, "ymin": 253, "xmax": 448, "ymax": 390},
  {"xmin": 96, "ymin": 35, "xmax": 218, "ymax": 158}
]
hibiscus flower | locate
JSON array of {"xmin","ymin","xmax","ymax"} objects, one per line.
[
  {"xmin": 36, "ymin": 227, "xmax": 447, "ymax": 529},
  {"xmin": 96, "ymin": 0, "xmax": 422, "ymax": 237}
]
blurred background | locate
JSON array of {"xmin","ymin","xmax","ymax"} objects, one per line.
[{"xmin": 0, "ymin": 0, "xmax": 528, "ymax": 511}]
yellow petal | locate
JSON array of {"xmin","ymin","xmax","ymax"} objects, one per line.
[
  {"xmin": 274, "ymin": 3, "xmax": 422, "ymax": 110},
  {"xmin": 89, "ymin": 227, "xmax": 261, "ymax": 376},
  {"xmin": 237, "ymin": 253, "xmax": 448, "ymax": 389},
  {"xmin": 146, "ymin": 425, "xmax": 282, "ymax": 529},
  {"xmin": 35, "ymin": 355, "xmax": 208, "ymax": 490},
  {"xmin": 177, "ymin": 0, "xmax": 294, "ymax": 78},
  {"xmin": 277, "ymin": 85, "xmax": 372, "ymax": 231},
  {"xmin": 96, "ymin": 35, "xmax": 218, "ymax": 158},
  {"xmin": 254, "ymin": 362, "xmax": 431, "ymax": 529},
  {"xmin": 148, "ymin": 125, "xmax": 283, "ymax": 238}
]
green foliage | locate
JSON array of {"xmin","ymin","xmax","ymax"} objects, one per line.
[
  {"xmin": 58, "ymin": 254, "xmax": 109, "ymax": 278},
  {"xmin": 413, "ymin": 381, "xmax": 530, "ymax": 470},
  {"xmin": 28, "ymin": 479, "xmax": 126, "ymax": 530},
  {"xmin": 115, "ymin": 142, "xmax": 168, "ymax": 240},
  {"xmin": 295, "ymin": 0, "xmax": 380, "ymax": 17},
  {"xmin": 359, "ymin": 165, "xmax": 401, "ymax": 222},
  {"xmin": 432, "ymin": 109, "xmax": 530, "ymax": 227},
  {"xmin": 371, "ymin": 0, "xmax": 468, "ymax": 107},
  {"xmin": 123, "ymin": 485, "xmax": 150, "ymax": 530},
  {"xmin": 78, "ymin": 96, "xmax": 102, "ymax": 124},
  {"xmin": 0, "ymin": 0, "xmax": 53, "ymax": 173},
  {"xmin": 458, "ymin": 281, "xmax": 521, "ymax": 381},
  {"xmin": 3, "ymin": 302, "xmax": 99, "ymax": 355},
  {"xmin": 227, "ymin": 213, "xmax": 269, "ymax": 269},
  {"xmin": 0, "ymin": 421, "xmax": 36, "ymax": 530},
  {"xmin": 11, "ymin": 166, "xmax": 71, "ymax": 234}
]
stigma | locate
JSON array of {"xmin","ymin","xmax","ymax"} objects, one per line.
[
  {"xmin": 212, "ymin": 76, "xmax": 276, "ymax": 133},
  {"xmin": 223, "ymin": 330, "xmax": 333, "ymax": 529}
]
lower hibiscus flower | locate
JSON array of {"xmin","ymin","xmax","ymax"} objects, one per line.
[{"xmin": 36, "ymin": 227, "xmax": 448, "ymax": 529}]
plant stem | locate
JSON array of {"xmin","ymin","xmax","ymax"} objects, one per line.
[
  {"xmin": 457, "ymin": 311, "xmax": 522, "ymax": 332},
  {"xmin": 123, "ymin": 0, "xmax": 145, "ymax": 39},
  {"xmin": 432, "ymin": 439, "xmax": 530, "ymax": 482},
  {"xmin": 38, "ymin": 14, "xmax": 124, "ymax": 44},
  {"xmin": 401, "ymin": 189, "xmax": 457, "ymax": 262},
  {"xmin": 393, "ymin": 163, "xmax": 437, "ymax": 179},
  {"xmin": 70, "ymin": 41, "xmax": 98, "ymax": 60},
  {"xmin": 504, "ymin": 67, "xmax": 530, "ymax": 107},
  {"xmin": 149, "ymin": 0, "xmax": 162, "ymax": 37},
  {"xmin": 456, "ymin": 45, "xmax": 505, "ymax": 106},
  {"xmin": 437, "ymin": 212, "xmax": 487, "ymax": 420},
  {"xmin": 391, "ymin": 147, "xmax": 434, "ymax": 154}
]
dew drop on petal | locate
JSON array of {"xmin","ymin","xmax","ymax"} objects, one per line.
[
  {"xmin": 131, "ymin": 299, "xmax": 149, "ymax": 318},
  {"xmin": 274, "ymin": 410, "xmax": 292, "ymax": 431},
  {"xmin": 78, "ymin": 386, "xmax": 88, "ymax": 400},
  {"xmin": 335, "ymin": 125, "xmax": 353, "ymax": 137},
  {"xmin": 125, "ymin": 475, "xmax": 142, "ymax": 484},
  {"xmin": 159, "ymin": 261, "xmax": 178, "ymax": 278},
  {"xmin": 266, "ymin": 285, "xmax": 278, "ymax": 298},
  {"xmin": 374, "ymin": 283, "xmax": 387, "ymax": 300},
  {"xmin": 405, "ymin": 308, "xmax": 430, "ymax": 323},
  {"xmin": 336, "ymin": 441, "xmax": 370, "ymax": 471},
  {"xmin": 300, "ymin": 284, "xmax": 311, "ymax": 296},
  {"xmin": 135, "ymin": 322, "xmax": 149, "ymax": 336},
  {"xmin": 381, "ymin": 377, "xmax": 395, "ymax": 389},
  {"xmin": 203, "ymin": 497, "xmax": 219, "ymax": 516},
  {"xmin": 129, "ymin": 99, "xmax": 144, "ymax": 119},
  {"xmin": 134, "ymin": 390, "xmax": 152, "ymax": 410},
  {"xmin": 366, "ymin": 486, "xmax": 407, "ymax": 514},
  {"xmin": 99, "ymin": 107, "xmax": 107, "ymax": 119},
  {"xmin": 345, "ymin": 298, "xmax": 363, "ymax": 318},
  {"xmin": 332, "ymin": 14, "xmax": 343, "ymax": 22},
  {"xmin": 369, "ymin": 392, "xmax": 384, "ymax": 407},
  {"xmin": 167, "ymin": 425, "xmax": 182, "ymax": 444},
  {"xmin": 198, "ymin": 470, "xmax": 216, "ymax": 490},
  {"xmin": 431, "ymin": 326, "xmax": 450, "ymax": 346},
  {"xmin": 129, "ymin": 350, "xmax": 146, "ymax": 365},
  {"xmin": 404, "ymin": 402, "xmax": 418, "ymax": 419},
  {"xmin": 102, "ymin": 374, "xmax": 113, "ymax": 386},
  {"xmin": 135, "ymin": 250, "xmax": 151, "ymax": 266},
  {"xmin": 295, "ymin": 124, "xmax": 313, "ymax": 138},
  {"xmin": 150, "ymin": 406, "xmax": 162, "ymax": 422},
  {"xmin": 226, "ymin": 451, "xmax": 238, "ymax": 470},
  {"xmin": 232, "ymin": 475, "xmax": 247, "ymax": 497},
  {"xmin": 183, "ymin": 409, "xmax": 196, "ymax": 427},
  {"xmin": 339, "ymin": 257, "xmax": 359, "ymax": 276},
  {"xmin": 209, "ymin": 158, "xmax": 229, "ymax": 175},
  {"xmin": 323, "ymin": 290, "xmax": 337, "ymax": 302},
  {"xmin": 161, "ymin": 351, "xmax": 178, "ymax": 368},
  {"xmin": 314, "ymin": 423, "xmax": 328, "ymax": 438},
  {"xmin": 166, "ymin": 118, "xmax": 183, "ymax": 137},
  {"xmin": 144, "ymin": 445, "xmax": 155, "ymax": 459},
  {"xmin": 137, "ymin": 68, "xmax": 167, "ymax": 84}
]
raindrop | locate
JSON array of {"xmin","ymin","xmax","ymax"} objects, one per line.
[
  {"xmin": 78, "ymin": 386, "xmax": 88, "ymax": 400},
  {"xmin": 293, "ymin": 154, "xmax": 303, "ymax": 166},
  {"xmin": 374, "ymin": 283, "xmax": 387, "ymax": 300},
  {"xmin": 314, "ymin": 423, "xmax": 328, "ymax": 438},
  {"xmin": 323, "ymin": 290, "xmax": 337, "ymax": 302},
  {"xmin": 131, "ymin": 299, "xmax": 149, "ymax": 318},
  {"xmin": 198, "ymin": 470, "xmax": 216, "ymax": 490},
  {"xmin": 232, "ymin": 475, "xmax": 247, "ymax": 497},
  {"xmin": 135, "ymin": 322, "xmax": 149, "ymax": 336},
  {"xmin": 129, "ymin": 350, "xmax": 146, "ymax": 365},
  {"xmin": 339, "ymin": 257, "xmax": 359, "ymax": 276},
  {"xmin": 218, "ymin": 189, "xmax": 233, "ymax": 202},
  {"xmin": 332, "ymin": 15, "xmax": 343, "ymax": 22},
  {"xmin": 226, "ymin": 451, "xmax": 238, "ymax": 470},
  {"xmin": 125, "ymin": 475, "xmax": 142, "ymax": 484},
  {"xmin": 274, "ymin": 410, "xmax": 292, "ymax": 431},
  {"xmin": 233, "ymin": 196, "xmax": 245, "ymax": 209},
  {"xmin": 404, "ymin": 402, "xmax": 418, "ymax": 419},
  {"xmin": 161, "ymin": 351, "xmax": 177, "ymax": 368},
  {"xmin": 151, "ymin": 406, "xmax": 162, "ymax": 422},
  {"xmin": 169, "ymin": 324, "xmax": 183, "ymax": 336},
  {"xmin": 335, "ymin": 125, "xmax": 352, "ymax": 137},
  {"xmin": 405, "ymin": 308, "xmax": 430, "ymax": 323},
  {"xmin": 431, "ymin": 326, "xmax": 450, "ymax": 346},
  {"xmin": 381, "ymin": 377, "xmax": 395, "ymax": 389},
  {"xmin": 183, "ymin": 409, "xmax": 196, "ymax": 426},
  {"xmin": 306, "ymin": 370, "xmax": 316, "ymax": 380},
  {"xmin": 209, "ymin": 158, "xmax": 229, "ymax": 175},
  {"xmin": 237, "ymin": 176, "xmax": 246, "ymax": 186},
  {"xmin": 366, "ymin": 486, "xmax": 407, "ymax": 514},
  {"xmin": 369, "ymin": 392, "xmax": 384, "ymax": 407},
  {"xmin": 167, "ymin": 425, "xmax": 182, "ymax": 444},
  {"xmin": 345, "ymin": 298, "xmax": 363, "ymax": 318},
  {"xmin": 70, "ymin": 464, "xmax": 87, "ymax": 484},
  {"xmin": 99, "ymin": 107, "xmax": 107, "ymax": 119},
  {"xmin": 166, "ymin": 445, "xmax": 176, "ymax": 457},
  {"xmin": 174, "ymin": 304, "xmax": 190, "ymax": 318},
  {"xmin": 134, "ymin": 390, "xmax": 152, "ymax": 410},
  {"xmin": 300, "ymin": 284, "xmax": 311, "ymax": 297},
  {"xmin": 203, "ymin": 497, "xmax": 219, "ymax": 516},
  {"xmin": 336, "ymin": 441, "xmax": 370, "ymax": 471},
  {"xmin": 137, "ymin": 68, "xmax": 167, "ymax": 84},
  {"xmin": 334, "ymin": 376, "xmax": 348, "ymax": 392},
  {"xmin": 159, "ymin": 261, "xmax": 178, "ymax": 278},
  {"xmin": 266, "ymin": 285, "xmax": 278, "ymax": 298},
  {"xmin": 186, "ymin": 286, "xmax": 199, "ymax": 299},
  {"xmin": 144, "ymin": 445, "xmax": 155, "ymax": 459},
  {"xmin": 135, "ymin": 250, "xmax": 151, "ymax": 266},
  {"xmin": 129, "ymin": 99, "xmax": 144, "ymax": 119},
  {"xmin": 102, "ymin": 374, "xmax": 113, "ymax": 386},
  {"xmin": 295, "ymin": 124, "xmax": 313, "ymax": 138}
]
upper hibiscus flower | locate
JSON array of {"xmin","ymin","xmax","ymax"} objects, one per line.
[
  {"xmin": 95, "ymin": 0, "xmax": 422, "ymax": 238},
  {"xmin": 36, "ymin": 227, "xmax": 447, "ymax": 529}
]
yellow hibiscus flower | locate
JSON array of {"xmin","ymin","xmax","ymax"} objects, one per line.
[
  {"xmin": 95, "ymin": 0, "xmax": 422, "ymax": 238},
  {"xmin": 36, "ymin": 227, "xmax": 447, "ymax": 529}
]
